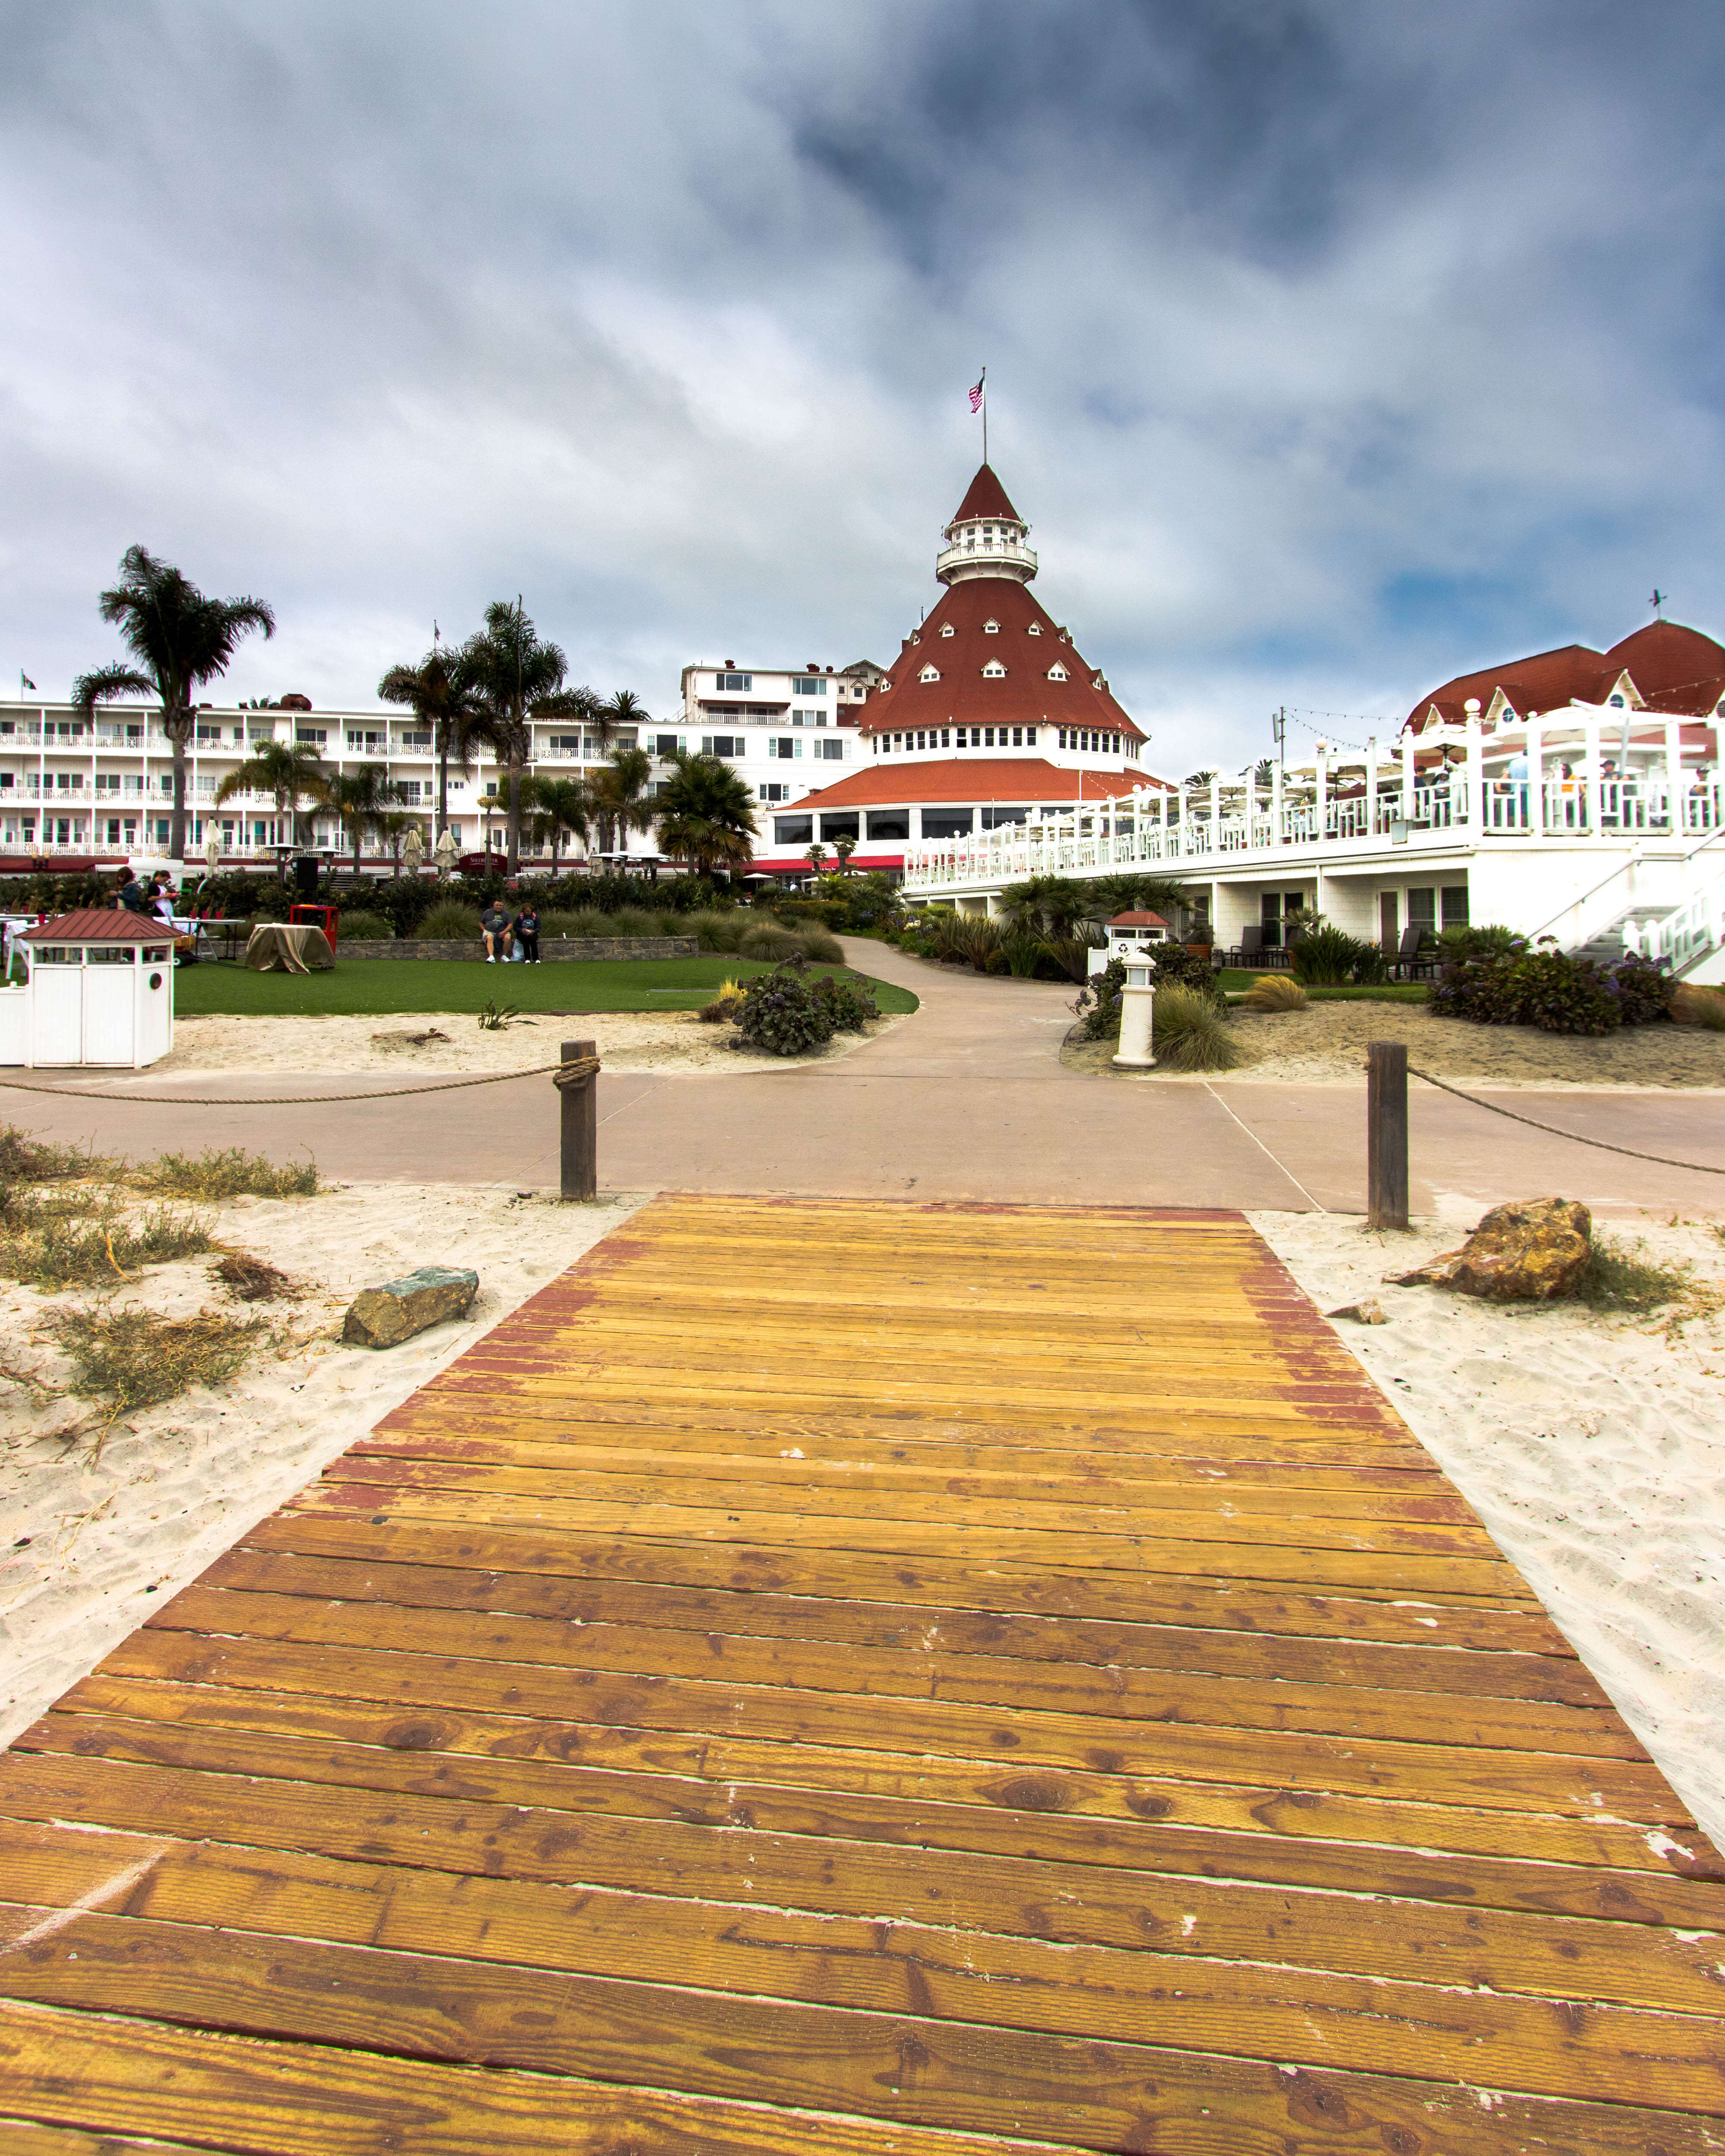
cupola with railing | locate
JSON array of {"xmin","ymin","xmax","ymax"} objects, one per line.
[{"xmin": 935, "ymin": 464, "xmax": 1038, "ymax": 586}]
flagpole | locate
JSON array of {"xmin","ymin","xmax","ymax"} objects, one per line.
[{"xmin": 982, "ymin": 380, "xmax": 988, "ymax": 467}]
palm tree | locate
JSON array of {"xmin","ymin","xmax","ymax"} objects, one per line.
[
  {"xmin": 378, "ymin": 639, "xmax": 492, "ymax": 843},
  {"xmin": 595, "ymin": 687, "xmax": 650, "ymax": 758},
  {"xmin": 212, "ymin": 738, "xmax": 324, "ymax": 854},
  {"xmin": 525, "ymin": 774, "xmax": 591, "ymax": 870},
  {"xmin": 72, "ymin": 545, "xmax": 274, "ymax": 861},
  {"xmin": 458, "ymin": 600, "xmax": 590, "ymax": 873},
  {"xmin": 653, "ymin": 752, "xmax": 759, "ymax": 879},
  {"xmin": 585, "ymin": 745, "xmax": 652, "ymax": 858},
  {"xmin": 375, "ymin": 809, "xmax": 420, "ymax": 876},
  {"xmin": 316, "ymin": 765, "xmax": 402, "ymax": 879}
]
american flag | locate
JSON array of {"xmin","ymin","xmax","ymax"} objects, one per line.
[{"xmin": 968, "ymin": 373, "xmax": 985, "ymax": 413}]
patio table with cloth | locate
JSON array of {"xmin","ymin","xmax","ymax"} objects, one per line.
[{"xmin": 244, "ymin": 922, "xmax": 335, "ymax": 974}]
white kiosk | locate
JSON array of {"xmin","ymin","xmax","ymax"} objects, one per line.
[{"xmin": 1, "ymin": 910, "xmax": 176, "ymax": 1069}]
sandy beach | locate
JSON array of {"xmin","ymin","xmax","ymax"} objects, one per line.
[
  {"xmin": 1065, "ymin": 998, "xmax": 1725, "ymax": 1086},
  {"xmin": 150, "ymin": 1007, "xmax": 904, "ymax": 1078},
  {"xmin": 1255, "ymin": 1204, "xmax": 1725, "ymax": 1853},
  {"xmin": 0, "ymin": 1179, "xmax": 645, "ymax": 1745}
]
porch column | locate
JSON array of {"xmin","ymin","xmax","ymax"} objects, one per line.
[
  {"xmin": 1465, "ymin": 709, "xmax": 1483, "ymax": 830},
  {"xmin": 1399, "ymin": 730, "xmax": 1414, "ymax": 821},
  {"xmin": 1526, "ymin": 720, "xmax": 1543, "ymax": 835},
  {"xmin": 1209, "ymin": 771, "xmax": 1222, "ymax": 846},
  {"xmin": 1665, "ymin": 718, "xmax": 1684, "ymax": 833},
  {"xmin": 1582, "ymin": 712, "xmax": 1601, "ymax": 836},
  {"xmin": 1315, "ymin": 747, "xmax": 1329, "ymax": 841},
  {"xmin": 1272, "ymin": 755, "xmax": 1284, "ymax": 843}
]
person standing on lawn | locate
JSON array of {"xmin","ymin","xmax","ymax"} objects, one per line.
[
  {"xmin": 114, "ymin": 867, "xmax": 150, "ymax": 914},
  {"xmin": 514, "ymin": 900, "xmax": 540, "ymax": 964},
  {"xmin": 480, "ymin": 899, "xmax": 510, "ymax": 962}
]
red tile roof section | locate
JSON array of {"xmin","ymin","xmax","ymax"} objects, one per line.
[
  {"xmin": 779, "ymin": 758, "xmax": 1150, "ymax": 812},
  {"xmin": 951, "ymin": 464, "xmax": 1022, "ymax": 524},
  {"xmin": 870, "ymin": 576, "xmax": 1147, "ymax": 741},
  {"xmin": 24, "ymin": 909, "xmax": 172, "ymax": 941},
  {"xmin": 1406, "ymin": 619, "xmax": 1725, "ymax": 730}
]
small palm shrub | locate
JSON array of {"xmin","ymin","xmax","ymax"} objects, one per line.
[
  {"xmin": 1242, "ymin": 974, "xmax": 1309, "ymax": 1011},
  {"xmin": 419, "ymin": 901, "xmax": 482, "ymax": 939},
  {"xmin": 1040, "ymin": 931, "xmax": 1103, "ymax": 984},
  {"xmin": 335, "ymin": 911, "xmax": 394, "ymax": 941},
  {"xmin": 1292, "ymin": 926, "xmax": 1382, "ymax": 986},
  {"xmin": 1001, "ymin": 932, "xmax": 1043, "ymax": 978},
  {"xmin": 734, "ymin": 965, "xmax": 838, "ymax": 1055},
  {"xmin": 1154, "ymin": 984, "xmax": 1242, "ymax": 1071}
]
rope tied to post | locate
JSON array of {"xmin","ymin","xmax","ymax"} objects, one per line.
[
  {"xmin": 0, "ymin": 1053, "xmax": 604, "ymax": 1109},
  {"xmin": 1407, "ymin": 1063, "xmax": 1725, "ymax": 1176},
  {"xmin": 552, "ymin": 1054, "xmax": 602, "ymax": 1091}
]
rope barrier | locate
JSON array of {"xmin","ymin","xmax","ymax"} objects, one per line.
[
  {"xmin": 1407, "ymin": 1065, "xmax": 1725, "ymax": 1176},
  {"xmin": 0, "ymin": 1054, "xmax": 601, "ymax": 1109}
]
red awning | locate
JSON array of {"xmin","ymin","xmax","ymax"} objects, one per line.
[{"xmin": 749, "ymin": 852, "xmax": 905, "ymax": 875}]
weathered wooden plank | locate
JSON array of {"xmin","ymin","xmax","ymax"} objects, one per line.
[
  {"xmin": 234, "ymin": 1512, "xmax": 1570, "ymax": 1643},
  {"xmin": 72, "ymin": 1630, "xmax": 1682, "ymax": 1818},
  {"xmin": 141, "ymin": 1586, "xmax": 1638, "ymax": 1757},
  {"xmin": 192, "ymin": 1549, "xmax": 1608, "ymax": 1703},
  {"xmin": 36, "ymin": 1687, "xmax": 1722, "ymax": 1889},
  {"xmin": 4, "ymin": 1906, "xmax": 1723, "ymax": 2118}
]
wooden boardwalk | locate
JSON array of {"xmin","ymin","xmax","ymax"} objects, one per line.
[{"xmin": 1, "ymin": 1194, "xmax": 1721, "ymax": 2153}]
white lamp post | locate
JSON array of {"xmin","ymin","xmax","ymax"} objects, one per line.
[{"xmin": 1112, "ymin": 952, "xmax": 1158, "ymax": 1069}]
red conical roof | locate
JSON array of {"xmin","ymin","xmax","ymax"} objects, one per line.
[
  {"xmin": 951, "ymin": 464, "xmax": 1022, "ymax": 525},
  {"xmin": 1600, "ymin": 620, "xmax": 1725, "ymax": 709}
]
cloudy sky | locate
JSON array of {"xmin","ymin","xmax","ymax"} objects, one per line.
[{"xmin": 2, "ymin": 0, "xmax": 1722, "ymax": 775}]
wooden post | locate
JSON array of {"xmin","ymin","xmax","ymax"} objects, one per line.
[
  {"xmin": 560, "ymin": 1037, "xmax": 597, "ymax": 1202},
  {"xmin": 1367, "ymin": 1040, "xmax": 1409, "ymax": 1230}
]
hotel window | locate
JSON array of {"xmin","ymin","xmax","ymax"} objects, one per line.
[
  {"xmin": 759, "ymin": 782, "xmax": 791, "ymax": 803},
  {"xmin": 792, "ymin": 675, "xmax": 826, "ymax": 697},
  {"xmin": 866, "ymin": 809, "xmax": 909, "ymax": 839},
  {"xmin": 790, "ymin": 708, "xmax": 828, "ymax": 725},
  {"xmin": 716, "ymin": 672, "xmax": 751, "ymax": 692},
  {"xmin": 773, "ymin": 815, "xmax": 813, "ymax": 845},
  {"xmin": 346, "ymin": 730, "xmax": 384, "ymax": 750},
  {"xmin": 815, "ymin": 738, "xmax": 844, "ymax": 759},
  {"xmin": 771, "ymin": 738, "xmax": 802, "ymax": 759},
  {"xmin": 1441, "ymin": 885, "xmax": 1469, "ymax": 927},
  {"xmin": 296, "ymin": 727, "xmax": 326, "ymax": 745},
  {"xmin": 940, "ymin": 728, "xmax": 950, "ymax": 746},
  {"xmin": 702, "ymin": 736, "xmax": 746, "ymax": 758},
  {"xmin": 651, "ymin": 733, "xmax": 684, "ymax": 756}
]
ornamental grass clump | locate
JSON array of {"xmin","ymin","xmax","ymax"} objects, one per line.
[
  {"xmin": 419, "ymin": 900, "xmax": 483, "ymax": 940},
  {"xmin": 334, "ymin": 910, "xmax": 393, "ymax": 941},
  {"xmin": 0, "ymin": 1191, "xmax": 215, "ymax": 1291},
  {"xmin": 1241, "ymin": 974, "xmax": 1310, "ymax": 1011},
  {"xmin": 45, "ymin": 1304, "xmax": 271, "ymax": 1417},
  {"xmin": 131, "ymin": 1147, "xmax": 317, "ymax": 1200},
  {"xmin": 1153, "ymin": 984, "xmax": 1242, "ymax": 1072}
]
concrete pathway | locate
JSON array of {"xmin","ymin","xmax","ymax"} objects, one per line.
[{"xmin": 1, "ymin": 938, "xmax": 1722, "ymax": 1214}]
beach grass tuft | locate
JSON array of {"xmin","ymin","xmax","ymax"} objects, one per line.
[
  {"xmin": 44, "ymin": 1304, "xmax": 271, "ymax": 1415},
  {"xmin": 129, "ymin": 1147, "xmax": 318, "ymax": 1201}
]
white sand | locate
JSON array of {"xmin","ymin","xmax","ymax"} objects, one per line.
[
  {"xmin": 1253, "ymin": 1203, "xmax": 1725, "ymax": 1854},
  {"xmin": 151, "ymin": 1009, "xmax": 902, "ymax": 1077},
  {"xmin": 0, "ymin": 1181, "xmax": 644, "ymax": 1745}
]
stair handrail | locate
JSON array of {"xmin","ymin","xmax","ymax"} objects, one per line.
[{"xmin": 1527, "ymin": 818, "xmax": 1725, "ymax": 948}]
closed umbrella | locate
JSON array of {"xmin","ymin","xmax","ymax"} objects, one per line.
[
  {"xmin": 403, "ymin": 824, "xmax": 426, "ymax": 873},
  {"xmin": 433, "ymin": 827, "xmax": 459, "ymax": 877},
  {"xmin": 204, "ymin": 827, "xmax": 221, "ymax": 874}
]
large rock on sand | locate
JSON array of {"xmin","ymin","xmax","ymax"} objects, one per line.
[
  {"xmin": 1392, "ymin": 1198, "xmax": 1592, "ymax": 1302},
  {"xmin": 342, "ymin": 1266, "xmax": 479, "ymax": 1348}
]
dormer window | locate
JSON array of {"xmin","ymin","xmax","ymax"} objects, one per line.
[
  {"xmin": 919, "ymin": 664, "xmax": 941, "ymax": 683},
  {"xmin": 1047, "ymin": 663, "xmax": 1068, "ymax": 681},
  {"xmin": 981, "ymin": 661, "xmax": 1006, "ymax": 679},
  {"xmin": 1026, "ymin": 624, "xmax": 1041, "ymax": 636},
  {"xmin": 940, "ymin": 624, "xmax": 954, "ymax": 637},
  {"xmin": 983, "ymin": 620, "xmax": 1000, "ymax": 634},
  {"xmin": 1609, "ymin": 694, "xmax": 1626, "ymax": 708}
]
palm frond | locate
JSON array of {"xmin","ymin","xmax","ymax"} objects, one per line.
[{"xmin": 71, "ymin": 664, "xmax": 154, "ymax": 714}]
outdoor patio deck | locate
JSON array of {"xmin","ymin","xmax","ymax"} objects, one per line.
[{"xmin": 0, "ymin": 1194, "xmax": 1721, "ymax": 2153}]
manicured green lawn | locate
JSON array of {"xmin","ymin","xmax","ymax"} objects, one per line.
[
  {"xmin": 1216, "ymin": 968, "xmax": 1430, "ymax": 1003},
  {"xmin": 173, "ymin": 956, "xmax": 919, "ymax": 1017}
]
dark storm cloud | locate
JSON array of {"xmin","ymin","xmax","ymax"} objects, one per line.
[{"xmin": 2, "ymin": 0, "xmax": 1725, "ymax": 768}]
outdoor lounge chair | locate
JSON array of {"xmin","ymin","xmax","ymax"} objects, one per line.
[
  {"xmin": 1218, "ymin": 924, "xmax": 1290, "ymax": 969},
  {"xmin": 1389, "ymin": 925, "xmax": 1439, "ymax": 980}
]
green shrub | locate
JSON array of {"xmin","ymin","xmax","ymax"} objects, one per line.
[
  {"xmin": 335, "ymin": 910, "xmax": 394, "ymax": 941},
  {"xmin": 734, "ymin": 965, "xmax": 838, "ymax": 1056},
  {"xmin": 1292, "ymin": 925, "xmax": 1383, "ymax": 986},
  {"xmin": 608, "ymin": 906, "xmax": 666, "ymax": 938},
  {"xmin": 1141, "ymin": 940, "xmax": 1218, "ymax": 997},
  {"xmin": 1072, "ymin": 958, "xmax": 1125, "ymax": 1040},
  {"xmin": 1040, "ymin": 932, "xmax": 1101, "ymax": 984},
  {"xmin": 795, "ymin": 925, "xmax": 845, "ymax": 963},
  {"xmin": 1607, "ymin": 953, "xmax": 1676, "ymax": 1026},
  {"xmin": 1001, "ymin": 932, "xmax": 1044, "ymax": 978},
  {"xmin": 1438, "ymin": 922, "xmax": 1518, "ymax": 960},
  {"xmin": 419, "ymin": 900, "xmax": 482, "ymax": 940},
  {"xmin": 1154, "ymin": 984, "xmax": 1242, "ymax": 1072},
  {"xmin": 685, "ymin": 910, "xmax": 749, "ymax": 953},
  {"xmin": 1431, "ymin": 943, "xmax": 1645, "ymax": 1035},
  {"xmin": 810, "ymin": 972, "xmax": 879, "ymax": 1031},
  {"xmin": 132, "ymin": 1148, "xmax": 317, "ymax": 1200}
]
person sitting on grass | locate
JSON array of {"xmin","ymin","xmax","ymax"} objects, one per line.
[
  {"xmin": 480, "ymin": 900, "xmax": 510, "ymax": 962},
  {"xmin": 514, "ymin": 901, "xmax": 540, "ymax": 964}
]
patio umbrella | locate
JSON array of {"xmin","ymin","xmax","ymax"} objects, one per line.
[
  {"xmin": 434, "ymin": 827, "xmax": 458, "ymax": 876},
  {"xmin": 403, "ymin": 825, "xmax": 426, "ymax": 873},
  {"xmin": 204, "ymin": 828, "xmax": 221, "ymax": 874}
]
